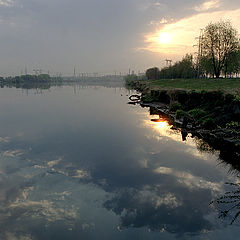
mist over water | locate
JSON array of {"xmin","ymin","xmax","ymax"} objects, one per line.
[{"xmin": 0, "ymin": 83, "xmax": 239, "ymax": 240}]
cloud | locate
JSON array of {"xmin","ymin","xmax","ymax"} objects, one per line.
[
  {"xmin": 194, "ymin": 0, "xmax": 222, "ymax": 12},
  {"xmin": 143, "ymin": 8, "xmax": 240, "ymax": 55},
  {"xmin": 3, "ymin": 232, "xmax": 32, "ymax": 240},
  {"xmin": 103, "ymin": 186, "xmax": 213, "ymax": 234},
  {"xmin": 2, "ymin": 149, "xmax": 24, "ymax": 157},
  {"xmin": 47, "ymin": 157, "xmax": 62, "ymax": 167},
  {"xmin": 0, "ymin": 0, "xmax": 14, "ymax": 7}
]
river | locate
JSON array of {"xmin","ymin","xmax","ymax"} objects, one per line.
[{"xmin": 0, "ymin": 83, "xmax": 239, "ymax": 239}]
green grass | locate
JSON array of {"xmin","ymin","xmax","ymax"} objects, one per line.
[{"xmin": 139, "ymin": 78, "xmax": 240, "ymax": 93}]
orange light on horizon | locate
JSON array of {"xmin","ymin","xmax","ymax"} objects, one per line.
[
  {"xmin": 157, "ymin": 32, "xmax": 172, "ymax": 45},
  {"xmin": 142, "ymin": 8, "xmax": 240, "ymax": 55}
]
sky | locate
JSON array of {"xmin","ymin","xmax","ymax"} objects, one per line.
[{"xmin": 0, "ymin": 0, "xmax": 240, "ymax": 76}]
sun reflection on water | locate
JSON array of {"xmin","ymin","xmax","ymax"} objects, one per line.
[
  {"xmin": 151, "ymin": 118, "xmax": 170, "ymax": 132},
  {"xmin": 153, "ymin": 120, "xmax": 168, "ymax": 129},
  {"xmin": 146, "ymin": 114, "xmax": 194, "ymax": 144}
]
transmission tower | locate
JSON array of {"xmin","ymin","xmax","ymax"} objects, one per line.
[{"xmin": 165, "ymin": 59, "xmax": 172, "ymax": 67}]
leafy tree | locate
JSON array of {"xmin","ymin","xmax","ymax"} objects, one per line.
[
  {"xmin": 224, "ymin": 49, "xmax": 240, "ymax": 77},
  {"xmin": 200, "ymin": 20, "xmax": 240, "ymax": 78},
  {"xmin": 157, "ymin": 54, "xmax": 196, "ymax": 79},
  {"xmin": 146, "ymin": 67, "xmax": 160, "ymax": 80}
]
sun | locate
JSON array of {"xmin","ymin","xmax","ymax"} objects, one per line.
[{"xmin": 158, "ymin": 32, "xmax": 172, "ymax": 44}]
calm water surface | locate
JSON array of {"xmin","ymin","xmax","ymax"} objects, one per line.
[{"xmin": 0, "ymin": 84, "xmax": 239, "ymax": 239}]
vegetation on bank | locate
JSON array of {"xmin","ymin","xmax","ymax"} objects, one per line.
[
  {"xmin": 125, "ymin": 78, "xmax": 240, "ymax": 132},
  {"xmin": 125, "ymin": 75, "xmax": 240, "ymax": 93}
]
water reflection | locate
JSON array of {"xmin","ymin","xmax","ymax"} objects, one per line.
[
  {"xmin": 145, "ymin": 105, "xmax": 240, "ymax": 226},
  {"xmin": 210, "ymin": 182, "xmax": 240, "ymax": 225},
  {"xmin": 0, "ymin": 85, "xmax": 239, "ymax": 239},
  {"xmin": 104, "ymin": 185, "xmax": 213, "ymax": 235},
  {"xmin": 146, "ymin": 108, "xmax": 191, "ymax": 143}
]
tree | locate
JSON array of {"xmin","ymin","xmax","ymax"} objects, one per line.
[
  {"xmin": 146, "ymin": 67, "xmax": 160, "ymax": 80},
  {"xmin": 200, "ymin": 20, "xmax": 240, "ymax": 78},
  {"xmin": 157, "ymin": 54, "xmax": 196, "ymax": 79},
  {"xmin": 224, "ymin": 49, "xmax": 240, "ymax": 77}
]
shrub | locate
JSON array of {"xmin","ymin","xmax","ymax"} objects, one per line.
[
  {"xmin": 170, "ymin": 102, "xmax": 182, "ymax": 111},
  {"xmin": 226, "ymin": 121, "xmax": 240, "ymax": 129},
  {"xmin": 176, "ymin": 110, "xmax": 186, "ymax": 119},
  {"xmin": 124, "ymin": 74, "xmax": 138, "ymax": 86},
  {"xmin": 188, "ymin": 108, "xmax": 207, "ymax": 119},
  {"xmin": 234, "ymin": 94, "xmax": 240, "ymax": 102},
  {"xmin": 141, "ymin": 94, "xmax": 154, "ymax": 103},
  {"xmin": 202, "ymin": 117, "xmax": 216, "ymax": 129}
]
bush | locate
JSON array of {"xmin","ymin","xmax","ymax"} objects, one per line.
[
  {"xmin": 170, "ymin": 102, "xmax": 182, "ymax": 111},
  {"xmin": 176, "ymin": 110, "xmax": 186, "ymax": 119},
  {"xmin": 234, "ymin": 94, "xmax": 240, "ymax": 102},
  {"xmin": 202, "ymin": 117, "xmax": 216, "ymax": 129},
  {"xmin": 124, "ymin": 74, "xmax": 138, "ymax": 85},
  {"xmin": 226, "ymin": 121, "xmax": 240, "ymax": 129},
  {"xmin": 188, "ymin": 108, "xmax": 207, "ymax": 119},
  {"xmin": 141, "ymin": 94, "xmax": 154, "ymax": 103}
]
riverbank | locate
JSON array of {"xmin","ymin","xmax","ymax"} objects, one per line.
[
  {"xmin": 126, "ymin": 77, "xmax": 240, "ymax": 93},
  {"xmin": 126, "ymin": 78, "xmax": 240, "ymax": 161}
]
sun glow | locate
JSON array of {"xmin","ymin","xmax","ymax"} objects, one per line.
[
  {"xmin": 143, "ymin": 8, "xmax": 240, "ymax": 55},
  {"xmin": 158, "ymin": 32, "xmax": 172, "ymax": 44}
]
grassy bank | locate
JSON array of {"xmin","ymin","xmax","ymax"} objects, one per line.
[{"xmin": 131, "ymin": 78, "xmax": 240, "ymax": 94}]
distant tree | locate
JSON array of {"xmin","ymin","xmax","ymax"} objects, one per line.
[
  {"xmin": 177, "ymin": 54, "xmax": 196, "ymax": 78},
  {"xmin": 157, "ymin": 54, "xmax": 196, "ymax": 79},
  {"xmin": 38, "ymin": 74, "xmax": 51, "ymax": 82},
  {"xmin": 146, "ymin": 67, "xmax": 160, "ymax": 80},
  {"xmin": 200, "ymin": 20, "xmax": 240, "ymax": 78}
]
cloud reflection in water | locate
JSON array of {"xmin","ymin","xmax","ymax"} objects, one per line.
[{"xmin": 0, "ymin": 86, "xmax": 238, "ymax": 239}]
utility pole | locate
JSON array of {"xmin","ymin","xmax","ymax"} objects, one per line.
[
  {"xmin": 198, "ymin": 29, "xmax": 203, "ymax": 78},
  {"xmin": 194, "ymin": 29, "xmax": 204, "ymax": 78},
  {"xmin": 74, "ymin": 67, "xmax": 76, "ymax": 77},
  {"xmin": 33, "ymin": 69, "xmax": 38, "ymax": 75}
]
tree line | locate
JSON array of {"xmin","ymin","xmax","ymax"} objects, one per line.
[
  {"xmin": 146, "ymin": 20, "xmax": 240, "ymax": 80},
  {"xmin": 1, "ymin": 74, "xmax": 52, "ymax": 84},
  {"xmin": 0, "ymin": 74, "xmax": 64, "ymax": 89}
]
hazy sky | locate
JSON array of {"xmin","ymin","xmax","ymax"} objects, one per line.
[{"xmin": 0, "ymin": 0, "xmax": 240, "ymax": 76}]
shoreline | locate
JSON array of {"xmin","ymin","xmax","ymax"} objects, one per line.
[{"xmin": 127, "ymin": 79, "xmax": 240, "ymax": 166}]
